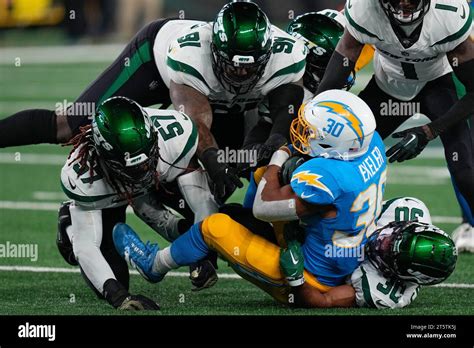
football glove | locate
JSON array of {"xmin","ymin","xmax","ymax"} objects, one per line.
[
  {"xmin": 237, "ymin": 134, "xmax": 288, "ymax": 177},
  {"xmin": 279, "ymin": 155, "xmax": 306, "ymax": 186},
  {"xmin": 201, "ymin": 147, "xmax": 243, "ymax": 200},
  {"xmin": 386, "ymin": 125, "xmax": 435, "ymax": 163},
  {"xmin": 280, "ymin": 239, "xmax": 305, "ymax": 287},
  {"xmin": 118, "ymin": 295, "xmax": 160, "ymax": 311}
]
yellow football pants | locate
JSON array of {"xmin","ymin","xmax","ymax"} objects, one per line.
[
  {"xmin": 201, "ymin": 213, "xmax": 333, "ymax": 304},
  {"xmin": 355, "ymin": 44, "xmax": 375, "ymax": 72}
]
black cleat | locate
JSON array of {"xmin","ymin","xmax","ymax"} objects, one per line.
[
  {"xmin": 189, "ymin": 259, "xmax": 218, "ymax": 292},
  {"xmin": 57, "ymin": 201, "xmax": 78, "ymax": 266}
]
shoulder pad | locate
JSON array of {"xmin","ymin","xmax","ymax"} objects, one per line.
[
  {"xmin": 166, "ymin": 23, "xmax": 215, "ymax": 95},
  {"xmin": 259, "ymin": 26, "xmax": 307, "ymax": 95},
  {"xmin": 429, "ymin": 0, "xmax": 473, "ymax": 49},
  {"xmin": 290, "ymin": 159, "xmax": 339, "ymax": 205}
]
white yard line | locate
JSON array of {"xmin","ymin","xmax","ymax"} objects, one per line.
[
  {"xmin": 0, "ymin": 265, "xmax": 241, "ymax": 280},
  {"xmin": 0, "ymin": 44, "xmax": 123, "ymax": 65},
  {"xmin": 0, "ymin": 265, "xmax": 471, "ymax": 289},
  {"xmin": 0, "ymin": 153, "xmax": 66, "ymax": 165},
  {"xmin": 0, "ymin": 200, "xmax": 464, "ymax": 224},
  {"xmin": 0, "ymin": 150, "xmax": 446, "ymax": 166},
  {"xmin": 33, "ymin": 191, "xmax": 67, "ymax": 201}
]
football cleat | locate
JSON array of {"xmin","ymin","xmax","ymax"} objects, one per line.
[
  {"xmin": 189, "ymin": 259, "xmax": 218, "ymax": 292},
  {"xmin": 56, "ymin": 201, "xmax": 78, "ymax": 266},
  {"xmin": 452, "ymin": 223, "xmax": 474, "ymax": 253},
  {"xmin": 112, "ymin": 223, "xmax": 164, "ymax": 283}
]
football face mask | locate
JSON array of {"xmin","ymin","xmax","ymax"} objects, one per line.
[{"xmin": 380, "ymin": 0, "xmax": 431, "ymax": 26}]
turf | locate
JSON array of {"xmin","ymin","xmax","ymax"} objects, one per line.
[{"xmin": 0, "ymin": 60, "xmax": 473, "ymax": 315}]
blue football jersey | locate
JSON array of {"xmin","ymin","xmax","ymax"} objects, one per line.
[{"xmin": 290, "ymin": 132, "xmax": 387, "ymax": 286}]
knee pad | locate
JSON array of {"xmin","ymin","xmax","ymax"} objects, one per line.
[{"xmin": 201, "ymin": 213, "xmax": 283, "ymax": 283}]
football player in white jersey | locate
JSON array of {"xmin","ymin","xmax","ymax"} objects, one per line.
[
  {"xmin": 240, "ymin": 9, "xmax": 377, "ymax": 174},
  {"xmin": 316, "ymin": 0, "xmax": 474, "ymax": 250},
  {"xmin": 0, "ymin": 1, "xmax": 308, "ymax": 202},
  {"xmin": 57, "ymin": 96, "xmax": 218, "ymax": 310},
  {"xmin": 351, "ymin": 196, "xmax": 440, "ymax": 309}
]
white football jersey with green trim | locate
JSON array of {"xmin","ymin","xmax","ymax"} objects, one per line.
[
  {"xmin": 351, "ymin": 261, "xmax": 420, "ymax": 309},
  {"xmin": 60, "ymin": 108, "xmax": 198, "ymax": 210},
  {"xmin": 155, "ymin": 21, "xmax": 307, "ymax": 114},
  {"xmin": 350, "ymin": 196, "xmax": 432, "ymax": 309},
  {"xmin": 345, "ymin": 0, "xmax": 473, "ymax": 100},
  {"xmin": 377, "ymin": 196, "xmax": 432, "ymax": 227}
]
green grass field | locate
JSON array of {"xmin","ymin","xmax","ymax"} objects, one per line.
[{"xmin": 0, "ymin": 58, "xmax": 473, "ymax": 316}]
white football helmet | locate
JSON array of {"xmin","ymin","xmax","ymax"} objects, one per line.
[{"xmin": 290, "ymin": 90, "xmax": 376, "ymax": 160}]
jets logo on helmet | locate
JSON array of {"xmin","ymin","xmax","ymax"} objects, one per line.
[
  {"xmin": 290, "ymin": 90, "xmax": 376, "ymax": 160},
  {"xmin": 286, "ymin": 10, "xmax": 353, "ymax": 93},
  {"xmin": 91, "ymin": 96, "xmax": 159, "ymax": 189},
  {"xmin": 211, "ymin": 1, "xmax": 273, "ymax": 94}
]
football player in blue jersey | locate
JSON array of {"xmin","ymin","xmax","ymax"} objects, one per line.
[{"xmin": 112, "ymin": 89, "xmax": 387, "ymax": 307}]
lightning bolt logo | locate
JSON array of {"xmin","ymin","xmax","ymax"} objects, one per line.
[
  {"xmin": 316, "ymin": 101, "xmax": 365, "ymax": 147},
  {"xmin": 291, "ymin": 171, "xmax": 334, "ymax": 199}
]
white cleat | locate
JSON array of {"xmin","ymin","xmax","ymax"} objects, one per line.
[{"xmin": 452, "ymin": 223, "xmax": 474, "ymax": 253}]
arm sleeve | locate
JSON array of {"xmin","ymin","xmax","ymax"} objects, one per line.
[
  {"xmin": 267, "ymin": 83, "xmax": 304, "ymax": 141},
  {"xmin": 315, "ymin": 51, "xmax": 356, "ymax": 95},
  {"xmin": 429, "ymin": 58, "xmax": 474, "ymax": 136}
]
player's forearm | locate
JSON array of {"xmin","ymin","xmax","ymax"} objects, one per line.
[
  {"xmin": 315, "ymin": 30, "xmax": 363, "ymax": 95},
  {"xmin": 292, "ymin": 283, "xmax": 356, "ymax": 308},
  {"xmin": 267, "ymin": 82, "xmax": 304, "ymax": 141},
  {"xmin": 169, "ymin": 81, "xmax": 218, "ymax": 154},
  {"xmin": 254, "ymin": 158, "xmax": 316, "ymax": 220},
  {"xmin": 195, "ymin": 119, "xmax": 218, "ymax": 154},
  {"xmin": 429, "ymin": 58, "xmax": 474, "ymax": 136}
]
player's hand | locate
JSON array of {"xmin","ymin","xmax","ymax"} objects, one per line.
[
  {"xmin": 279, "ymin": 155, "xmax": 306, "ymax": 186},
  {"xmin": 201, "ymin": 147, "xmax": 243, "ymax": 200},
  {"xmin": 386, "ymin": 125, "xmax": 434, "ymax": 163},
  {"xmin": 237, "ymin": 134, "xmax": 288, "ymax": 176},
  {"xmin": 118, "ymin": 294, "xmax": 160, "ymax": 310},
  {"xmin": 280, "ymin": 239, "xmax": 305, "ymax": 287},
  {"xmin": 259, "ymin": 134, "xmax": 288, "ymax": 165}
]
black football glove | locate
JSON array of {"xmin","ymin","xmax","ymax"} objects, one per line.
[
  {"xmin": 118, "ymin": 294, "xmax": 160, "ymax": 310},
  {"xmin": 201, "ymin": 147, "xmax": 243, "ymax": 200},
  {"xmin": 386, "ymin": 125, "xmax": 434, "ymax": 163},
  {"xmin": 237, "ymin": 134, "xmax": 288, "ymax": 176},
  {"xmin": 257, "ymin": 133, "xmax": 288, "ymax": 167},
  {"xmin": 279, "ymin": 155, "xmax": 306, "ymax": 186},
  {"xmin": 103, "ymin": 279, "xmax": 160, "ymax": 310}
]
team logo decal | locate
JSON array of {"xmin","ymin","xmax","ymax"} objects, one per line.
[
  {"xmin": 317, "ymin": 101, "xmax": 365, "ymax": 146},
  {"xmin": 291, "ymin": 171, "xmax": 334, "ymax": 198}
]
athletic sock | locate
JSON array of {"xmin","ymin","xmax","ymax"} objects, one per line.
[{"xmin": 152, "ymin": 223, "xmax": 209, "ymax": 274}]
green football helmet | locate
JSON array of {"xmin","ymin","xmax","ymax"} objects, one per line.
[
  {"xmin": 211, "ymin": 1, "xmax": 273, "ymax": 94},
  {"xmin": 367, "ymin": 221, "xmax": 458, "ymax": 285},
  {"xmin": 287, "ymin": 10, "xmax": 354, "ymax": 93},
  {"xmin": 92, "ymin": 96, "xmax": 159, "ymax": 188}
]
